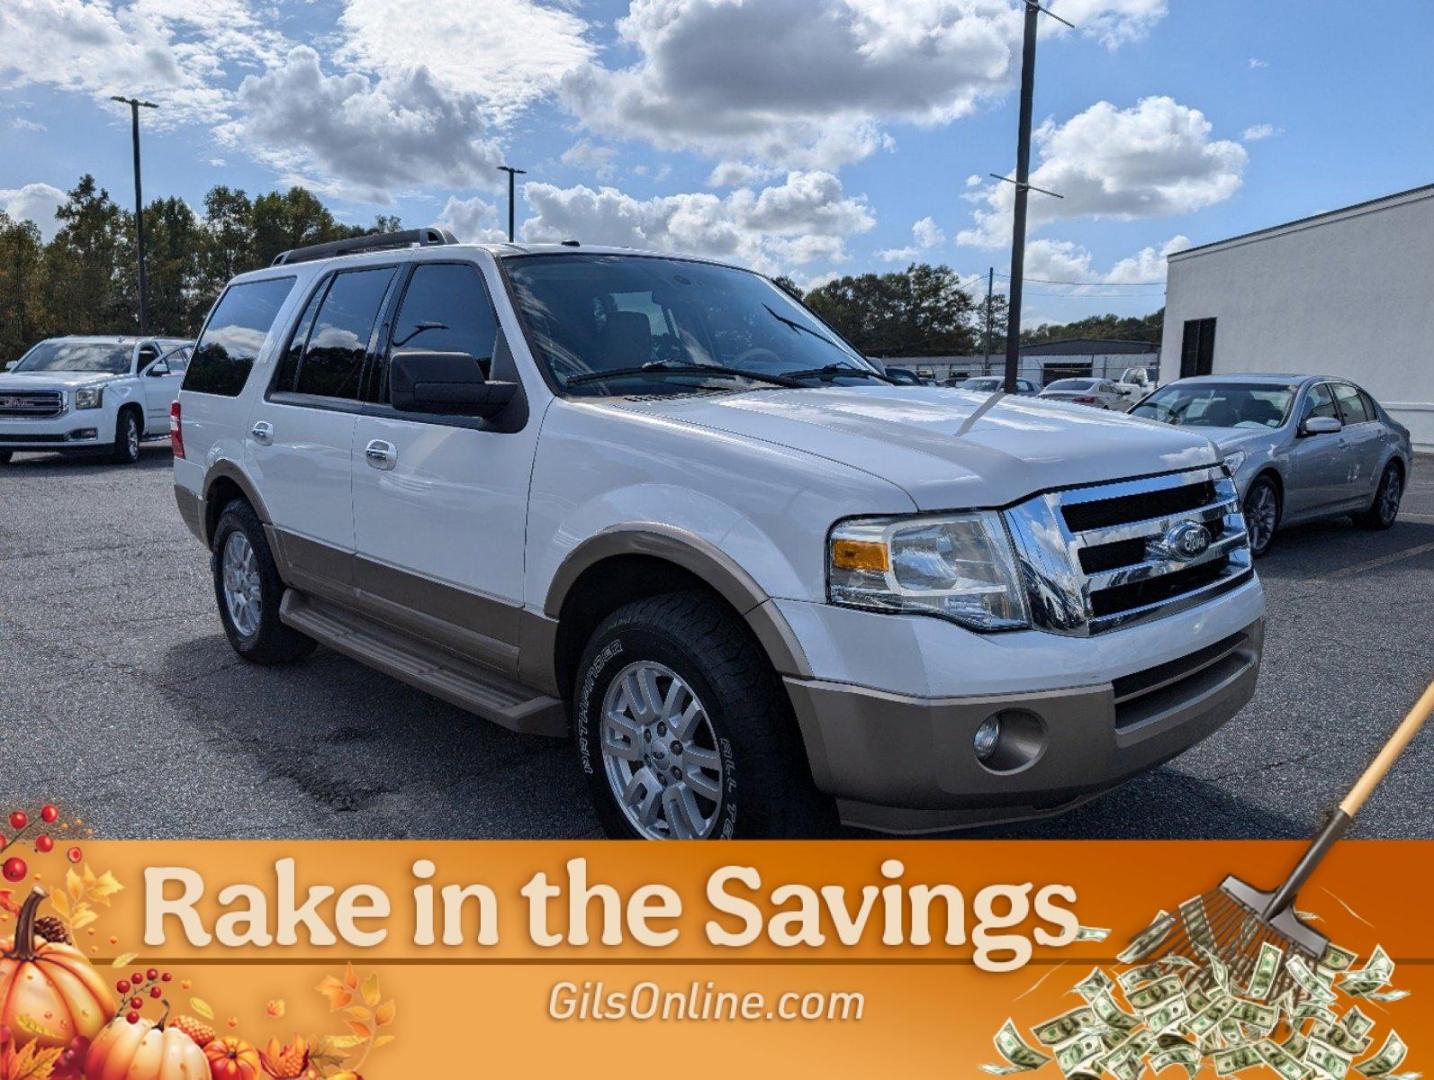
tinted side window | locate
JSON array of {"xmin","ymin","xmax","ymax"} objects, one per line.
[
  {"xmin": 380, "ymin": 263, "xmax": 499, "ymax": 399},
  {"xmin": 272, "ymin": 280, "xmax": 329, "ymax": 393},
  {"xmin": 1333, "ymin": 383, "xmax": 1372, "ymax": 424},
  {"xmin": 294, "ymin": 268, "xmax": 395, "ymax": 400},
  {"xmin": 184, "ymin": 277, "xmax": 296, "ymax": 396},
  {"xmin": 1304, "ymin": 384, "xmax": 1339, "ymax": 421}
]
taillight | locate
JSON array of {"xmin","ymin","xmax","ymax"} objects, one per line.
[
  {"xmin": 170, "ymin": 400, "xmax": 185, "ymax": 458},
  {"xmin": 1074, "ymin": 395, "xmax": 1098, "ymax": 404}
]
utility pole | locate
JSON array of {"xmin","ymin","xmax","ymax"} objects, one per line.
[
  {"xmin": 111, "ymin": 96, "xmax": 158, "ymax": 333},
  {"xmin": 995, "ymin": 1, "xmax": 1070, "ymax": 392},
  {"xmin": 983, "ymin": 266, "xmax": 995, "ymax": 372},
  {"xmin": 496, "ymin": 165, "xmax": 527, "ymax": 242}
]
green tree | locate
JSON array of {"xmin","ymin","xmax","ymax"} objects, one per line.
[
  {"xmin": 803, "ymin": 263, "xmax": 978, "ymax": 356},
  {"xmin": 41, "ymin": 175, "xmax": 129, "ymax": 334},
  {"xmin": 139, "ymin": 197, "xmax": 205, "ymax": 336},
  {"xmin": 1020, "ymin": 309, "xmax": 1164, "ymax": 346},
  {"xmin": 198, "ymin": 186, "xmax": 257, "ymax": 294},
  {"xmin": 0, "ymin": 211, "xmax": 45, "ymax": 362}
]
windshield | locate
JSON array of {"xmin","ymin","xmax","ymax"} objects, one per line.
[
  {"xmin": 1131, "ymin": 383, "xmax": 1295, "ymax": 429},
  {"xmin": 13, "ymin": 341, "xmax": 131, "ymax": 375},
  {"xmin": 1046, "ymin": 379, "xmax": 1094, "ymax": 391},
  {"xmin": 504, "ymin": 254, "xmax": 876, "ymax": 395}
]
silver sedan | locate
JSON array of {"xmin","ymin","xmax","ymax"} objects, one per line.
[
  {"xmin": 1039, "ymin": 377, "xmax": 1128, "ymax": 410},
  {"xmin": 1128, "ymin": 374, "xmax": 1413, "ymax": 556}
]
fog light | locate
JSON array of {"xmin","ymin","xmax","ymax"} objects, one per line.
[
  {"xmin": 973, "ymin": 715, "xmax": 1002, "ymax": 761},
  {"xmin": 70, "ymin": 428, "xmax": 98, "ymax": 441}
]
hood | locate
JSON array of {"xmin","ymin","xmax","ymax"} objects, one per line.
[
  {"xmin": 1198, "ymin": 426, "xmax": 1285, "ymax": 453},
  {"xmin": 613, "ymin": 386, "xmax": 1219, "ymax": 510},
  {"xmin": 0, "ymin": 370, "xmax": 117, "ymax": 391}
]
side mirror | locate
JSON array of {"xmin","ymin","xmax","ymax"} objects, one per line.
[
  {"xmin": 390, "ymin": 350, "xmax": 517, "ymax": 419},
  {"xmin": 1300, "ymin": 415, "xmax": 1342, "ymax": 437}
]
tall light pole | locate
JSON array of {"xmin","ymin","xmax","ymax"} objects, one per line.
[
  {"xmin": 996, "ymin": 2, "xmax": 1070, "ymax": 392},
  {"xmin": 496, "ymin": 165, "xmax": 526, "ymax": 242},
  {"xmin": 111, "ymin": 96, "xmax": 158, "ymax": 334}
]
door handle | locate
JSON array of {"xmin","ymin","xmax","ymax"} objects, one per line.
[
  {"xmin": 365, "ymin": 439, "xmax": 397, "ymax": 470},
  {"xmin": 250, "ymin": 421, "xmax": 273, "ymax": 446}
]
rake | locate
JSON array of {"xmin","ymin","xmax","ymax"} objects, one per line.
[{"xmin": 1140, "ymin": 680, "xmax": 1434, "ymax": 1003}]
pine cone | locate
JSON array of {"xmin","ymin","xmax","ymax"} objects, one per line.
[{"xmin": 33, "ymin": 915, "xmax": 70, "ymax": 944}]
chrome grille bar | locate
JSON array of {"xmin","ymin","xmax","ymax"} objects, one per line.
[
  {"xmin": 1004, "ymin": 465, "xmax": 1253, "ymax": 636},
  {"xmin": 0, "ymin": 391, "xmax": 66, "ymax": 418}
]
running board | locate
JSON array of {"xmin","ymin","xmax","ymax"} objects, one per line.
[{"xmin": 280, "ymin": 590, "xmax": 567, "ymax": 737}]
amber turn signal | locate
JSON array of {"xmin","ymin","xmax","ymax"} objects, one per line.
[{"xmin": 831, "ymin": 538, "xmax": 890, "ymax": 573}]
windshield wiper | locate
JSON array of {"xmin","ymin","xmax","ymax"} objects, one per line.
[
  {"xmin": 783, "ymin": 363, "xmax": 895, "ymax": 384},
  {"xmin": 565, "ymin": 362, "xmax": 803, "ymax": 389}
]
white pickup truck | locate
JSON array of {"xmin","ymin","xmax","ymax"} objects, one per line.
[
  {"xmin": 0, "ymin": 336, "xmax": 192, "ymax": 464},
  {"xmin": 173, "ymin": 230, "xmax": 1265, "ymax": 839}
]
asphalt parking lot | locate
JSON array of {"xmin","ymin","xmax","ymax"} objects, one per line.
[{"xmin": 1, "ymin": 446, "xmax": 1431, "ymax": 841}]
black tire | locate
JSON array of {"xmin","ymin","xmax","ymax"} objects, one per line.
[
  {"xmin": 211, "ymin": 499, "xmax": 316, "ymax": 665},
  {"xmin": 1242, "ymin": 476, "xmax": 1281, "ymax": 558},
  {"xmin": 111, "ymin": 408, "xmax": 141, "ymax": 465},
  {"xmin": 572, "ymin": 591, "xmax": 836, "ymax": 839},
  {"xmin": 1354, "ymin": 461, "xmax": 1404, "ymax": 530}
]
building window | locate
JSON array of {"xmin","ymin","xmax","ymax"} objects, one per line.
[{"xmin": 1180, "ymin": 318, "xmax": 1217, "ymax": 378}]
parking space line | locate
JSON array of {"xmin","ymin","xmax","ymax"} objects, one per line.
[{"xmin": 1327, "ymin": 540, "xmax": 1434, "ymax": 579}]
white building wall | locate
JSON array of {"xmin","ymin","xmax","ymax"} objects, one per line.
[{"xmin": 1160, "ymin": 186, "xmax": 1434, "ymax": 450}]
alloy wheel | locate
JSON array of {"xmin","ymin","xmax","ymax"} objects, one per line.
[
  {"xmin": 126, "ymin": 418, "xmax": 139, "ymax": 458},
  {"xmin": 1244, "ymin": 483, "xmax": 1278, "ymax": 554},
  {"xmin": 221, "ymin": 531, "xmax": 262, "ymax": 639},
  {"xmin": 599, "ymin": 661, "xmax": 725, "ymax": 839}
]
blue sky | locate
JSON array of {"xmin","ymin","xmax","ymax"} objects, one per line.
[{"xmin": 2, "ymin": 0, "xmax": 1432, "ymax": 327}]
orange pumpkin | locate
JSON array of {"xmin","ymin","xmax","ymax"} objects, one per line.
[
  {"xmin": 0, "ymin": 887, "xmax": 114, "ymax": 1050},
  {"xmin": 204, "ymin": 1036, "xmax": 261, "ymax": 1080},
  {"xmin": 84, "ymin": 1014, "xmax": 209, "ymax": 1080}
]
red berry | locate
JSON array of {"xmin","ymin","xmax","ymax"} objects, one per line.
[
  {"xmin": 150, "ymin": 986, "xmax": 162, "ymax": 999},
  {"xmin": 66, "ymin": 846, "xmax": 82, "ymax": 864},
  {"xmin": 116, "ymin": 980, "xmax": 130, "ymax": 994},
  {"xmin": 161, "ymin": 972, "xmax": 172, "ymax": 982},
  {"xmin": 41, "ymin": 805, "xmax": 59, "ymax": 824},
  {"xmin": 1, "ymin": 857, "xmax": 26, "ymax": 883},
  {"xmin": 131, "ymin": 973, "xmax": 143, "ymax": 986},
  {"xmin": 146, "ymin": 968, "xmax": 159, "ymax": 981},
  {"xmin": 130, "ymin": 997, "xmax": 143, "ymax": 1010},
  {"xmin": 35, "ymin": 835, "xmax": 54, "ymax": 853},
  {"xmin": 126, "ymin": 1012, "xmax": 140, "ymax": 1025},
  {"xmin": 8, "ymin": 811, "xmax": 26, "ymax": 831}
]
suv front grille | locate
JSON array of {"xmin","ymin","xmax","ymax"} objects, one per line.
[
  {"xmin": 1004, "ymin": 466, "xmax": 1253, "ymax": 636},
  {"xmin": 0, "ymin": 390, "xmax": 65, "ymax": 418}
]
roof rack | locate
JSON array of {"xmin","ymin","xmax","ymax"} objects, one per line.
[{"xmin": 271, "ymin": 226, "xmax": 460, "ymax": 267}]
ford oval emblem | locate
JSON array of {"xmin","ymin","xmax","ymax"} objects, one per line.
[{"xmin": 1158, "ymin": 521, "xmax": 1212, "ymax": 561}]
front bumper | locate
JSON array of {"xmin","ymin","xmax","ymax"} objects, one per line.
[
  {"xmin": 784, "ymin": 616, "xmax": 1263, "ymax": 835},
  {"xmin": 0, "ymin": 412, "xmax": 112, "ymax": 451}
]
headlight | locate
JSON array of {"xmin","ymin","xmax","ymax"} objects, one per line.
[
  {"xmin": 74, "ymin": 386, "xmax": 104, "ymax": 410},
  {"xmin": 828, "ymin": 511, "xmax": 1029, "ymax": 631},
  {"xmin": 1222, "ymin": 450, "xmax": 1247, "ymax": 475}
]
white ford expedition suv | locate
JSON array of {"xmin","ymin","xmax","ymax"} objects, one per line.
[
  {"xmin": 0, "ymin": 336, "xmax": 192, "ymax": 464},
  {"xmin": 173, "ymin": 229, "xmax": 1265, "ymax": 839}
]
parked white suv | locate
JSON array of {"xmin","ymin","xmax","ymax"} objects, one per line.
[
  {"xmin": 173, "ymin": 230, "xmax": 1265, "ymax": 838},
  {"xmin": 0, "ymin": 336, "xmax": 192, "ymax": 464}
]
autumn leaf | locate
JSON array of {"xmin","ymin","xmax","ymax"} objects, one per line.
[
  {"xmin": 47, "ymin": 892, "xmax": 69, "ymax": 920},
  {"xmin": 321, "ymin": 1035, "xmax": 365, "ymax": 1053},
  {"xmin": 266, "ymin": 999, "xmax": 286, "ymax": 1019},
  {"xmin": 111, "ymin": 952, "xmax": 138, "ymax": 968},
  {"xmin": 360, "ymin": 972, "xmax": 381, "ymax": 1008},
  {"xmin": 374, "ymin": 1000, "xmax": 396, "ymax": 1027},
  {"xmin": 190, "ymin": 997, "xmax": 215, "ymax": 1021},
  {"xmin": 316, "ymin": 975, "xmax": 353, "ymax": 1011},
  {"xmin": 345, "ymin": 1021, "xmax": 372, "ymax": 1040},
  {"xmin": 65, "ymin": 869, "xmax": 83, "ymax": 904},
  {"xmin": 373, "ymin": 1034, "xmax": 396, "ymax": 1049},
  {"xmin": 2, "ymin": 1041, "xmax": 64, "ymax": 1080},
  {"xmin": 342, "ymin": 1006, "xmax": 371, "ymax": 1025},
  {"xmin": 343, "ymin": 963, "xmax": 359, "ymax": 990},
  {"xmin": 0, "ymin": 891, "xmax": 19, "ymax": 917}
]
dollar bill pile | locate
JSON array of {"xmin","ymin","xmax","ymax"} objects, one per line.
[{"xmin": 983, "ymin": 908, "xmax": 1416, "ymax": 1080}]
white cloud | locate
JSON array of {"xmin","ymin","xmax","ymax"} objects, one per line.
[
  {"xmin": 912, "ymin": 215, "xmax": 946, "ymax": 248},
  {"xmin": 959, "ymin": 97, "xmax": 1247, "ymax": 247},
  {"xmin": 520, "ymin": 170, "xmax": 874, "ymax": 274},
  {"xmin": 0, "ymin": 182, "xmax": 67, "ymax": 241},
  {"xmin": 9, "ymin": 118, "xmax": 46, "ymax": 132},
  {"xmin": 876, "ymin": 246, "xmax": 919, "ymax": 263},
  {"xmin": 966, "ymin": 174, "xmax": 984, "ymax": 188},
  {"xmin": 1249, "ymin": 57, "xmax": 1269, "ymax": 69},
  {"xmin": 1242, "ymin": 123, "xmax": 1281, "ymax": 142},
  {"xmin": 1020, "ymin": 233, "xmax": 1189, "ymax": 286},
  {"xmin": 563, "ymin": 0, "xmax": 1166, "ymax": 171},
  {"xmin": 0, "ymin": 0, "xmax": 285, "ymax": 125},
  {"xmin": 337, "ymin": 0, "xmax": 593, "ymax": 126},
  {"xmin": 1049, "ymin": 0, "xmax": 1167, "ymax": 49},
  {"xmin": 706, "ymin": 160, "xmax": 778, "ymax": 188},
  {"xmin": 560, "ymin": 139, "xmax": 618, "ymax": 181},
  {"xmin": 438, "ymin": 195, "xmax": 509, "ymax": 243},
  {"xmin": 219, "ymin": 47, "xmax": 505, "ymax": 202}
]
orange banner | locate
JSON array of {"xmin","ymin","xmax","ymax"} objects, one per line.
[{"xmin": 0, "ymin": 839, "xmax": 1427, "ymax": 1078}]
